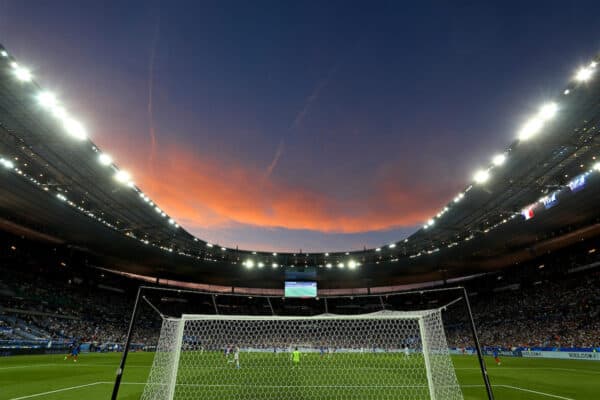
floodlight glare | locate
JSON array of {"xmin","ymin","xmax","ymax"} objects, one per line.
[
  {"xmin": 326, "ymin": 263, "xmax": 332, "ymax": 268},
  {"xmin": 114, "ymin": 170, "xmax": 132, "ymax": 184},
  {"xmin": 375, "ymin": 247, "xmax": 381, "ymax": 252},
  {"xmin": 539, "ymin": 102, "xmax": 558, "ymax": 121},
  {"xmin": 428, "ymin": 219, "xmax": 435, "ymax": 226},
  {"xmin": 594, "ymin": 162, "xmax": 600, "ymax": 171},
  {"xmin": 492, "ymin": 153, "xmax": 506, "ymax": 166},
  {"xmin": 258, "ymin": 262, "xmax": 264, "ymax": 268},
  {"xmin": 518, "ymin": 117, "xmax": 543, "ymax": 141},
  {"xmin": 473, "ymin": 169, "xmax": 490, "ymax": 184},
  {"xmin": 272, "ymin": 263, "xmax": 278, "ymax": 268},
  {"xmin": 244, "ymin": 260, "xmax": 254, "ymax": 269},
  {"xmin": 337, "ymin": 262, "xmax": 345, "ymax": 269},
  {"xmin": 63, "ymin": 118, "xmax": 87, "ymax": 140},
  {"xmin": 1, "ymin": 159, "xmax": 14, "ymax": 169},
  {"xmin": 37, "ymin": 91, "xmax": 57, "ymax": 109},
  {"xmin": 14, "ymin": 66, "xmax": 32, "ymax": 82},
  {"xmin": 348, "ymin": 260, "xmax": 357, "ymax": 269},
  {"xmin": 0, "ymin": 50, "xmax": 7, "ymax": 57},
  {"xmin": 389, "ymin": 243, "xmax": 396, "ymax": 248},
  {"xmin": 98, "ymin": 153, "xmax": 112, "ymax": 166},
  {"xmin": 575, "ymin": 67, "xmax": 593, "ymax": 82}
]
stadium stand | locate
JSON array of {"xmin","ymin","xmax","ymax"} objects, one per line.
[{"xmin": 1, "ymin": 231, "xmax": 599, "ymax": 353}]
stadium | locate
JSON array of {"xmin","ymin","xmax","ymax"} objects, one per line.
[{"xmin": 1, "ymin": 5, "xmax": 600, "ymax": 400}]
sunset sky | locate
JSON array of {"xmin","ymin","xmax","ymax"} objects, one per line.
[{"xmin": 2, "ymin": 1, "xmax": 600, "ymax": 251}]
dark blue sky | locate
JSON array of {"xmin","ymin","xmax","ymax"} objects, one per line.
[{"xmin": 2, "ymin": 1, "xmax": 600, "ymax": 251}]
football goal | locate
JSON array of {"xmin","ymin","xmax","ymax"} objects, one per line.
[{"xmin": 140, "ymin": 309, "xmax": 463, "ymax": 400}]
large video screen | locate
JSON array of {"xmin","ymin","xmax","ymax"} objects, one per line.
[{"xmin": 284, "ymin": 281, "xmax": 317, "ymax": 298}]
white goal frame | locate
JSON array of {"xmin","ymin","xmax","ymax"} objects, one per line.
[{"xmin": 141, "ymin": 309, "xmax": 463, "ymax": 400}]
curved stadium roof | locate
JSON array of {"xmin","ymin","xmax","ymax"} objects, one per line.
[{"xmin": 2, "ymin": 43, "xmax": 600, "ymax": 290}]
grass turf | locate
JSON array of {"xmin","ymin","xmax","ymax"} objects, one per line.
[{"xmin": 1, "ymin": 352, "xmax": 599, "ymax": 399}]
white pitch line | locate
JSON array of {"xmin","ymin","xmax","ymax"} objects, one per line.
[
  {"xmin": 102, "ymin": 382, "xmax": 576, "ymax": 399},
  {"xmin": 8, "ymin": 382, "xmax": 103, "ymax": 400},
  {"xmin": 498, "ymin": 385, "xmax": 576, "ymax": 400}
]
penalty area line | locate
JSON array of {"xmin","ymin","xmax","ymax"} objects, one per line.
[{"xmin": 8, "ymin": 382, "xmax": 103, "ymax": 400}]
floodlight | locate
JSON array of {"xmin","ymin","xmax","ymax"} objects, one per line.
[
  {"xmin": 594, "ymin": 162, "xmax": 600, "ymax": 171},
  {"xmin": 244, "ymin": 260, "xmax": 254, "ymax": 269},
  {"xmin": 348, "ymin": 260, "xmax": 357, "ymax": 269},
  {"xmin": 337, "ymin": 262, "xmax": 345, "ymax": 268},
  {"xmin": 14, "ymin": 66, "xmax": 32, "ymax": 82},
  {"xmin": 1, "ymin": 159, "xmax": 14, "ymax": 169},
  {"xmin": 98, "ymin": 153, "xmax": 112, "ymax": 166},
  {"xmin": 428, "ymin": 219, "xmax": 435, "ymax": 226},
  {"xmin": 375, "ymin": 247, "xmax": 381, "ymax": 252},
  {"xmin": 37, "ymin": 91, "xmax": 57, "ymax": 109},
  {"xmin": 389, "ymin": 243, "xmax": 396, "ymax": 248},
  {"xmin": 326, "ymin": 263, "xmax": 332, "ymax": 268},
  {"xmin": 473, "ymin": 169, "xmax": 490, "ymax": 184},
  {"xmin": 63, "ymin": 118, "xmax": 87, "ymax": 140},
  {"xmin": 518, "ymin": 117, "xmax": 543, "ymax": 140},
  {"xmin": 258, "ymin": 262, "xmax": 264, "ymax": 268},
  {"xmin": 492, "ymin": 153, "xmax": 506, "ymax": 166},
  {"xmin": 0, "ymin": 51, "xmax": 7, "ymax": 57},
  {"xmin": 114, "ymin": 170, "xmax": 131, "ymax": 184},
  {"xmin": 539, "ymin": 102, "xmax": 558, "ymax": 120},
  {"xmin": 272, "ymin": 263, "xmax": 278, "ymax": 268},
  {"xmin": 575, "ymin": 67, "xmax": 593, "ymax": 82}
]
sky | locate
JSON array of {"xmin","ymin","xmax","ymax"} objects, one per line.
[{"xmin": 2, "ymin": 0, "xmax": 600, "ymax": 252}]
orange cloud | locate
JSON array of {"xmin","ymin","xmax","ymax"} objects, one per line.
[{"xmin": 112, "ymin": 143, "xmax": 455, "ymax": 235}]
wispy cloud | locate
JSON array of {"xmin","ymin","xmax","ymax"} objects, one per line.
[{"xmin": 264, "ymin": 65, "xmax": 338, "ymax": 179}]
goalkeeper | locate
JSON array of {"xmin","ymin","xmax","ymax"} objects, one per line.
[{"xmin": 291, "ymin": 347, "xmax": 301, "ymax": 366}]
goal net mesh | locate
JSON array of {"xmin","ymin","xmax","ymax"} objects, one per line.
[{"xmin": 141, "ymin": 309, "xmax": 463, "ymax": 400}]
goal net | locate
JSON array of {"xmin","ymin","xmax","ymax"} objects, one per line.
[{"xmin": 141, "ymin": 309, "xmax": 463, "ymax": 400}]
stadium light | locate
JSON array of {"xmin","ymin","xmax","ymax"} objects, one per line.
[
  {"xmin": 594, "ymin": 162, "xmax": 600, "ymax": 171},
  {"xmin": 518, "ymin": 116, "xmax": 543, "ymax": 141},
  {"xmin": 114, "ymin": 170, "xmax": 132, "ymax": 184},
  {"xmin": 0, "ymin": 50, "xmax": 7, "ymax": 57},
  {"xmin": 258, "ymin": 262, "xmax": 264, "ymax": 268},
  {"xmin": 428, "ymin": 219, "xmax": 435, "ymax": 226},
  {"xmin": 37, "ymin": 91, "xmax": 58, "ymax": 109},
  {"xmin": 337, "ymin": 262, "xmax": 345, "ymax": 269},
  {"xmin": 492, "ymin": 153, "xmax": 506, "ymax": 166},
  {"xmin": 539, "ymin": 102, "xmax": 558, "ymax": 121},
  {"xmin": 98, "ymin": 153, "xmax": 112, "ymax": 166},
  {"xmin": 326, "ymin": 263, "xmax": 332, "ymax": 268},
  {"xmin": 473, "ymin": 169, "xmax": 490, "ymax": 184},
  {"xmin": 244, "ymin": 260, "xmax": 254, "ymax": 269},
  {"xmin": 564, "ymin": 89, "xmax": 570, "ymax": 95},
  {"xmin": 272, "ymin": 252, "xmax": 277, "ymax": 256},
  {"xmin": 348, "ymin": 260, "xmax": 357, "ymax": 269},
  {"xmin": 168, "ymin": 218, "xmax": 175, "ymax": 225},
  {"xmin": 1, "ymin": 158, "xmax": 14, "ymax": 169},
  {"xmin": 14, "ymin": 66, "xmax": 32, "ymax": 82},
  {"xmin": 389, "ymin": 243, "xmax": 396, "ymax": 248},
  {"xmin": 575, "ymin": 66, "xmax": 594, "ymax": 82},
  {"xmin": 272, "ymin": 263, "xmax": 278, "ymax": 268},
  {"xmin": 63, "ymin": 118, "xmax": 87, "ymax": 140},
  {"xmin": 206, "ymin": 243, "xmax": 213, "ymax": 248},
  {"xmin": 375, "ymin": 247, "xmax": 381, "ymax": 252}
]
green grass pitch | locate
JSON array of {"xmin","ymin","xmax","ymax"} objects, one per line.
[{"xmin": 1, "ymin": 352, "xmax": 599, "ymax": 399}]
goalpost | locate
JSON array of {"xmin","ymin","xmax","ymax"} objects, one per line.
[{"xmin": 140, "ymin": 309, "xmax": 464, "ymax": 400}]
